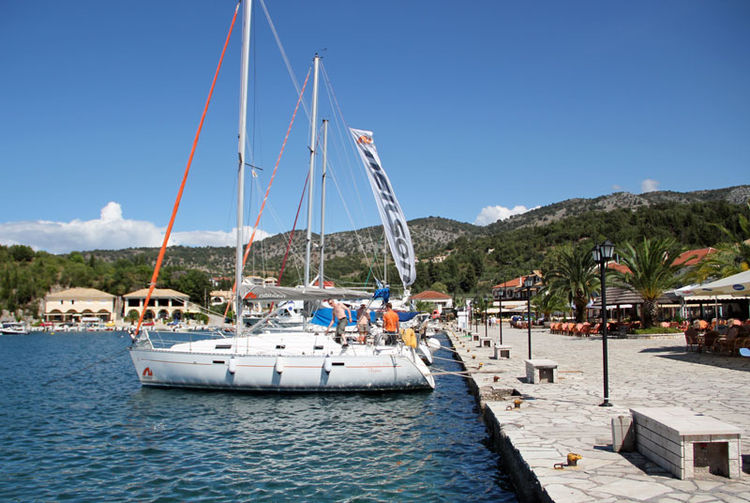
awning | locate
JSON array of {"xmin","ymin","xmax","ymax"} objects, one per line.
[{"xmin": 678, "ymin": 270, "xmax": 750, "ymax": 297}]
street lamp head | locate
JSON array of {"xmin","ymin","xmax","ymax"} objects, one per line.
[
  {"xmin": 601, "ymin": 240, "xmax": 615, "ymax": 261},
  {"xmin": 592, "ymin": 244, "xmax": 601, "ymax": 264}
]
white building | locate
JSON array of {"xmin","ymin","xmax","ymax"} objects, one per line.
[
  {"xmin": 123, "ymin": 288, "xmax": 196, "ymax": 321},
  {"xmin": 44, "ymin": 288, "xmax": 118, "ymax": 322}
]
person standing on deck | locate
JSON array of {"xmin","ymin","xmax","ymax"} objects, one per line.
[
  {"xmin": 326, "ymin": 299, "xmax": 352, "ymax": 346},
  {"xmin": 383, "ymin": 302, "xmax": 400, "ymax": 345},
  {"xmin": 356, "ymin": 303, "xmax": 370, "ymax": 343}
]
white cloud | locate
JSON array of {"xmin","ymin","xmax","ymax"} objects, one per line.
[
  {"xmin": 611, "ymin": 184, "xmax": 622, "ymax": 191},
  {"xmin": 474, "ymin": 204, "xmax": 538, "ymax": 226},
  {"xmin": 0, "ymin": 202, "xmax": 271, "ymax": 254},
  {"xmin": 641, "ymin": 178, "xmax": 659, "ymax": 193}
]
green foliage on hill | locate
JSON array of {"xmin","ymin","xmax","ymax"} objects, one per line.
[
  {"xmin": 0, "ymin": 245, "xmax": 211, "ymax": 318},
  {"xmin": 412, "ymin": 199, "xmax": 750, "ymax": 296},
  {"xmin": 2, "ymin": 188, "xmax": 748, "ymax": 319}
]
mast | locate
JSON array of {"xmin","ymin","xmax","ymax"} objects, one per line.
[
  {"xmin": 319, "ymin": 119, "xmax": 328, "ymax": 289},
  {"xmin": 384, "ymin": 233, "xmax": 387, "ymax": 285},
  {"xmin": 235, "ymin": 0, "xmax": 252, "ymax": 326},
  {"xmin": 304, "ymin": 54, "xmax": 320, "ymax": 287}
]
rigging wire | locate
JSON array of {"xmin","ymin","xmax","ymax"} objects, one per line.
[
  {"xmin": 258, "ymin": 0, "xmax": 309, "ymax": 118},
  {"xmin": 222, "ymin": 66, "xmax": 312, "ymax": 320},
  {"xmin": 278, "ymin": 172, "xmax": 310, "ymax": 285},
  {"xmin": 134, "ymin": 1, "xmax": 240, "ymax": 337},
  {"xmin": 318, "ymin": 63, "xmax": 383, "ymax": 286}
]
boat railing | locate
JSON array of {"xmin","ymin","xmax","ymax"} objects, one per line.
[{"xmin": 144, "ymin": 329, "xmax": 228, "ymax": 349}]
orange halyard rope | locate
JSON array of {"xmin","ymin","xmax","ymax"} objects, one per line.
[
  {"xmin": 135, "ymin": 2, "xmax": 240, "ymax": 336},
  {"xmin": 222, "ymin": 66, "xmax": 312, "ymax": 320}
]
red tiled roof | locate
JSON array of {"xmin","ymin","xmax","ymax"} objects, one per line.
[
  {"xmin": 411, "ymin": 290, "xmax": 452, "ymax": 300},
  {"xmin": 672, "ymin": 247, "xmax": 716, "ymax": 266},
  {"xmin": 492, "ymin": 273, "xmax": 541, "ymax": 290},
  {"xmin": 607, "ymin": 262, "xmax": 631, "ymax": 274}
]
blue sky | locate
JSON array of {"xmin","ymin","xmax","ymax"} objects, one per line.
[{"xmin": 1, "ymin": 0, "xmax": 749, "ymax": 254}]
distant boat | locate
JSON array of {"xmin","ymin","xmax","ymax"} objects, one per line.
[{"xmin": 1, "ymin": 321, "xmax": 29, "ymax": 335}]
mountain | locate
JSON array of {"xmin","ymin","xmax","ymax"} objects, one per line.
[
  {"xmin": 81, "ymin": 185, "xmax": 748, "ymax": 275},
  {"xmin": 485, "ymin": 185, "xmax": 750, "ymax": 233},
  {"xmin": 81, "ymin": 216, "xmax": 484, "ymax": 279},
  {"xmin": 3, "ymin": 185, "xmax": 749, "ymax": 317}
]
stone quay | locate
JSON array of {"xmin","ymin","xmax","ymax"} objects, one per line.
[{"xmin": 441, "ymin": 322, "xmax": 749, "ymax": 502}]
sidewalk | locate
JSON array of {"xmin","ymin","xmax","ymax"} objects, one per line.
[{"xmin": 442, "ymin": 323, "xmax": 750, "ymax": 502}]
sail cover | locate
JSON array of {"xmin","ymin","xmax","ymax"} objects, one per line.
[{"xmin": 350, "ymin": 128, "xmax": 416, "ymax": 287}]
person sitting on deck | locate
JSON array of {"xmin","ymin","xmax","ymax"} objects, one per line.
[{"xmin": 383, "ymin": 303, "xmax": 400, "ymax": 345}]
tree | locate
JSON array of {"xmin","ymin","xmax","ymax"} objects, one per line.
[
  {"xmin": 170, "ymin": 269, "xmax": 211, "ymax": 306},
  {"xmin": 543, "ymin": 243, "xmax": 598, "ymax": 322},
  {"xmin": 613, "ymin": 237, "xmax": 684, "ymax": 328},
  {"xmin": 430, "ymin": 281, "xmax": 448, "ymax": 293},
  {"xmin": 688, "ymin": 202, "xmax": 750, "ymax": 282},
  {"xmin": 532, "ymin": 288, "xmax": 569, "ymax": 321}
]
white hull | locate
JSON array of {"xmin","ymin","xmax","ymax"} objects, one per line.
[{"xmin": 129, "ymin": 334, "xmax": 434, "ymax": 392}]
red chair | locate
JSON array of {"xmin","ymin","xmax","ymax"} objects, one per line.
[{"xmin": 580, "ymin": 322, "xmax": 591, "ymax": 336}]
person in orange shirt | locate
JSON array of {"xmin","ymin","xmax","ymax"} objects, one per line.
[{"xmin": 382, "ymin": 302, "xmax": 399, "ymax": 344}]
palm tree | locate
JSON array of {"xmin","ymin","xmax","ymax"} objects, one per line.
[
  {"xmin": 532, "ymin": 288, "xmax": 569, "ymax": 322},
  {"xmin": 689, "ymin": 203, "xmax": 750, "ymax": 282},
  {"xmin": 613, "ymin": 237, "xmax": 684, "ymax": 328},
  {"xmin": 544, "ymin": 244, "xmax": 598, "ymax": 322}
]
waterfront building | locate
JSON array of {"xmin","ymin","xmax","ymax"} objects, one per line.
[
  {"xmin": 410, "ymin": 290, "xmax": 453, "ymax": 313},
  {"xmin": 122, "ymin": 288, "xmax": 197, "ymax": 321},
  {"xmin": 44, "ymin": 288, "xmax": 119, "ymax": 323}
]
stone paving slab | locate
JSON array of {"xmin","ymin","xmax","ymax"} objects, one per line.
[{"xmin": 441, "ymin": 323, "xmax": 750, "ymax": 502}]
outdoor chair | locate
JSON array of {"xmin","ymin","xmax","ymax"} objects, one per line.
[
  {"xmin": 684, "ymin": 327, "xmax": 699, "ymax": 352},
  {"xmin": 703, "ymin": 330, "xmax": 721, "ymax": 352},
  {"xmin": 717, "ymin": 327, "xmax": 739, "ymax": 354},
  {"xmin": 590, "ymin": 323, "xmax": 601, "ymax": 334}
]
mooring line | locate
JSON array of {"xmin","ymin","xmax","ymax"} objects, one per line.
[{"xmin": 44, "ymin": 346, "xmax": 129, "ymax": 386}]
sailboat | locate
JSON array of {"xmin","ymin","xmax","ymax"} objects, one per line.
[{"xmin": 128, "ymin": 0, "xmax": 434, "ymax": 392}]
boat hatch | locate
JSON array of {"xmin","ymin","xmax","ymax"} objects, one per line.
[
  {"xmin": 275, "ymin": 344, "xmax": 286, "ymax": 349},
  {"xmin": 314, "ymin": 345, "xmax": 324, "ymax": 350},
  {"xmin": 212, "ymin": 360, "xmax": 225, "ymax": 364},
  {"xmin": 215, "ymin": 344, "xmax": 232, "ymax": 350}
]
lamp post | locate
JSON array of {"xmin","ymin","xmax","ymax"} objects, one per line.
[
  {"xmin": 592, "ymin": 240, "xmax": 615, "ymax": 407},
  {"xmin": 484, "ymin": 297, "xmax": 489, "ymax": 338},
  {"xmin": 474, "ymin": 298, "xmax": 479, "ymax": 332},
  {"xmin": 524, "ymin": 276, "xmax": 534, "ymax": 359},
  {"xmin": 498, "ymin": 289, "xmax": 503, "ymax": 345}
]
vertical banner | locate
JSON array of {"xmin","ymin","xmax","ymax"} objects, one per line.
[{"xmin": 350, "ymin": 128, "xmax": 416, "ymax": 287}]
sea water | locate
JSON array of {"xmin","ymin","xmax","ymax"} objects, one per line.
[{"xmin": 0, "ymin": 332, "xmax": 517, "ymax": 502}]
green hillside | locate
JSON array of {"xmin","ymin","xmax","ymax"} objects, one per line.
[{"xmin": 1, "ymin": 186, "xmax": 748, "ymax": 319}]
